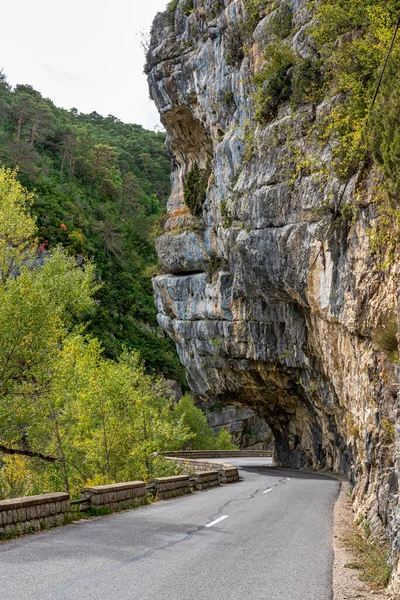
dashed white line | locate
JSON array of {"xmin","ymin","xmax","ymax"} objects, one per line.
[
  {"xmin": 205, "ymin": 515, "xmax": 229, "ymax": 528},
  {"xmin": 263, "ymin": 488, "xmax": 273, "ymax": 494}
]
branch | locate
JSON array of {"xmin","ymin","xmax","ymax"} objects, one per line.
[{"xmin": 0, "ymin": 444, "xmax": 59, "ymax": 463}]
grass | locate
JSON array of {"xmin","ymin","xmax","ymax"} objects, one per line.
[
  {"xmin": 344, "ymin": 525, "xmax": 392, "ymax": 589},
  {"xmin": 78, "ymin": 498, "xmax": 150, "ymax": 519},
  {"xmin": 373, "ymin": 311, "xmax": 399, "ymax": 363},
  {"xmin": 0, "ymin": 526, "xmax": 21, "ymax": 542}
]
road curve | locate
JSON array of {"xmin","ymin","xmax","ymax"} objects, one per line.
[{"xmin": 0, "ymin": 459, "xmax": 340, "ymax": 600}]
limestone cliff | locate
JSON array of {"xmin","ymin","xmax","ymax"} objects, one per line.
[
  {"xmin": 200, "ymin": 401, "xmax": 273, "ymax": 449},
  {"xmin": 147, "ymin": 0, "xmax": 400, "ymax": 586}
]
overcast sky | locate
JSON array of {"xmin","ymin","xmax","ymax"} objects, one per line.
[{"xmin": 0, "ymin": 1, "xmax": 168, "ymax": 130}]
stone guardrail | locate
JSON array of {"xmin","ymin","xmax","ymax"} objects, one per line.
[
  {"xmin": 190, "ymin": 470, "xmax": 220, "ymax": 490},
  {"xmin": 0, "ymin": 492, "xmax": 70, "ymax": 537},
  {"xmin": 80, "ymin": 481, "xmax": 147, "ymax": 511},
  {"xmin": 165, "ymin": 456, "xmax": 240, "ymax": 484},
  {"xmin": 147, "ymin": 475, "xmax": 191, "ymax": 500},
  {"xmin": 0, "ymin": 456, "xmax": 242, "ymax": 540},
  {"xmin": 162, "ymin": 450, "xmax": 273, "ymax": 459}
]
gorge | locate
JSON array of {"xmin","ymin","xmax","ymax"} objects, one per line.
[{"xmin": 147, "ymin": 0, "xmax": 400, "ymax": 589}]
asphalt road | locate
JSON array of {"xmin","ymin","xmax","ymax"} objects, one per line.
[{"xmin": 0, "ymin": 459, "xmax": 340, "ymax": 600}]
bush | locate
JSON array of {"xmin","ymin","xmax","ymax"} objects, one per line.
[
  {"xmin": 254, "ymin": 44, "xmax": 296, "ymax": 124},
  {"xmin": 223, "ymin": 90, "xmax": 235, "ymax": 108},
  {"xmin": 292, "ymin": 58, "xmax": 324, "ymax": 106},
  {"xmin": 181, "ymin": 0, "xmax": 194, "ymax": 17},
  {"xmin": 224, "ymin": 24, "xmax": 245, "ymax": 66},
  {"xmin": 184, "ymin": 162, "xmax": 209, "ymax": 216},
  {"xmin": 209, "ymin": 0, "xmax": 225, "ymax": 19},
  {"xmin": 171, "ymin": 395, "xmax": 237, "ymax": 450},
  {"xmin": 345, "ymin": 526, "xmax": 392, "ymax": 589},
  {"xmin": 207, "ymin": 253, "xmax": 223, "ymax": 279},
  {"xmin": 373, "ymin": 312, "xmax": 399, "ymax": 362},
  {"xmin": 265, "ymin": 2, "xmax": 293, "ymax": 40},
  {"xmin": 243, "ymin": 0, "xmax": 270, "ymax": 35},
  {"xmin": 166, "ymin": 0, "xmax": 179, "ymax": 12},
  {"xmin": 310, "ymin": 0, "xmax": 399, "ymax": 180},
  {"xmin": 370, "ymin": 51, "xmax": 400, "ymax": 201}
]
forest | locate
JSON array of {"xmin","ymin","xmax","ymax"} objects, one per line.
[
  {"xmin": 0, "ymin": 75, "xmax": 235, "ymax": 500},
  {"xmin": 0, "ymin": 72, "xmax": 184, "ymax": 382}
]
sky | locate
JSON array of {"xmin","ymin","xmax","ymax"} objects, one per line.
[{"xmin": 0, "ymin": 0, "xmax": 168, "ymax": 130}]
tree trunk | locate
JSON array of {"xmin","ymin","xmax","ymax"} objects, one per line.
[
  {"xmin": 60, "ymin": 147, "xmax": 67, "ymax": 178},
  {"xmin": 16, "ymin": 113, "xmax": 24, "ymax": 141},
  {"xmin": 30, "ymin": 118, "xmax": 38, "ymax": 148},
  {"xmin": 53, "ymin": 419, "xmax": 70, "ymax": 495}
]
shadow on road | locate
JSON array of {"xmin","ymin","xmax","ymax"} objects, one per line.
[{"xmin": 237, "ymin": 465, "xmax": 341, "ymax": 482}]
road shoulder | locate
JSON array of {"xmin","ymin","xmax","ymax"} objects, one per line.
[{"xmin": 333, "ymin": 481, "xmax": 392, "ymax": 600}]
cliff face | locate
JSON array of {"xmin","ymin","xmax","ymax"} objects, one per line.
[
  {"xmin": 147, "ymin": 0, "xmax": 400, "ymax": 583},
  {"xmin": 200, "ymin": 401, "xmax": 273, "ymax": 449}
]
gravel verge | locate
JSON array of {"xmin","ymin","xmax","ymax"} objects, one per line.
[{"xmin": 333, "ymin": 481, "xmax": 394, "ymax": 600}]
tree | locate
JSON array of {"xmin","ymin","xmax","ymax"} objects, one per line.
[
  {"xmin": 170, "ymin": 396, "xmax": 237, "ymax": 451},
  {"xmin": 90, "ymin": 143, "xmax": 121, "ymax": 196},
  {"xmin": 0, "ymin": 167, "xmax": 36, "ymax": 283},
  {"xmin": 0, "ymin": 170, "xmax": 98, "ymax": 480},
  {"xmin": 0, "ymin": 71, "xmax": 11, "ymax": 122},
  {"xmin": 11, "ymin": 89, "xmax": 37, "ymax": 142},
  {"xmin": 0, "ymin": 72, "xmax": 181, "ymax": 381}
]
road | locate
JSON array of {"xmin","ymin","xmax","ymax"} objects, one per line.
[{"xmin": 0, "ymin": 459, "xmax": 340, "ymax": 600}]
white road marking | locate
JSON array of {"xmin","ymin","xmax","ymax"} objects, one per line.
[
  {"xmin": 286, "ymin": 478, "xmax": 291, "ymax": 481},
  {"xmin": 263, "ymin": 488, "xmax": 273, "ymax": 494},
  {"xmin": 205, "ymin": 515, "xmax": 229, "ymax": 528}
]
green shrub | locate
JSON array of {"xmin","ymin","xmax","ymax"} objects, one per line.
[
  {"xmin": 223, "ymin": 90, "xmax": 236, "ymax": 108},
  {"xmin": 181, "ymin": 0, "xmax": 194, "ymax": 16},
  {"xmin": 310, "ymin": 0, "xmax": 399, "ymax": 180},
  {"xmin": 370, "ymin": 50, "xmax": 400, "ymax": 201},
  {"xmin": 373, "ymin": 312, "xmax": 399, "ymax": 362},
  {"xmin": 243, "ymin": 0, "xmax": 270, "ymax": 35},
  {"xmin": 166, "ymin": 0, "xmax": 179, "ymax": 12},
  {"xmin": 209, "ymin": 0, "xmax": 225, "ymax": 19},
  {"xmin": 206, "ymin": 253, "xmax": 227, "ymax": 280},
  {"xmin": 254, "ymin": 44, "xmax": 296, "ymax": 124},
  {"xmin": 345, "ymin": 527, "xmax": 392, "ymax": 589},
  {"xmin": 224, "ymin": 24, "xmax": 245, "ymax": 66},
  {"xmin": 220, "ymin": 199, "xmax": 233, "ymax": 228},
  {"xmin": 184, "ymin": 162, "xmax": 209, "ymax": 216},
  {"xmin": 292, "ymin": 58, "xmax": 324, "ymax": 106},
  {"xmin": 381, "ymin": 417, "xmax": 395, "ymax": 444},
  {"xmin": 170, "ymin": 395, "xmax": 237, "ymax": 450},
  {"xmin": 214, "ymin": 429, "xmax": 237, "ymax": 450},
  {"xmin": 265, "ymin": 2, "xmax": 293, "ymax": 40}
]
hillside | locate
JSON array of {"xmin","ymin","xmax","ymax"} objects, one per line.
[{"xmin": 0, "ymin": 73, "xmax": 184, "ymax": 383}]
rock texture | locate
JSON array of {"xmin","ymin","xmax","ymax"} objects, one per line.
[
  {"xmin": 200, "ymin": 402, "xmax": 273, "ymax": 449},
  {"xmin": 147, "ymin": 0, "xmax": 400, "ymax": 586}
]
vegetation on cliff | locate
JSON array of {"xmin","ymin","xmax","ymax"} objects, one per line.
[
  {"xmin": 244, "ymin": 0, "xmax": 400, "ymax": 265},
  {"xmin": 183, "ymin": 162, "xmax": 209, "ymax": 216}
]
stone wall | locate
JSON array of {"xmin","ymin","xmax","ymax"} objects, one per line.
[
  {"xmin": 191, "ymin": 470, "xmax": 220, "ymax": 490},
  {"xmin": 165, "ymin": 455, "xmax": 240, "ymax": 484},
  {"xmin": 0, "ymin": 460, "xmax": 241, "ymax": 540},
  {"xmin": 148, "ymin": 475, "xmax": 191, "ymax": 500},
  {"xmin": 163, "ymin": 450, "xmax": 272, "ymax": 458},
  {"xmin": 80, "ymin": 481, "xmax": 147, "ymax": 511},
  {"xmin": 0, "ymin": 492, "xmax": 70, "ymax": 538}
]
